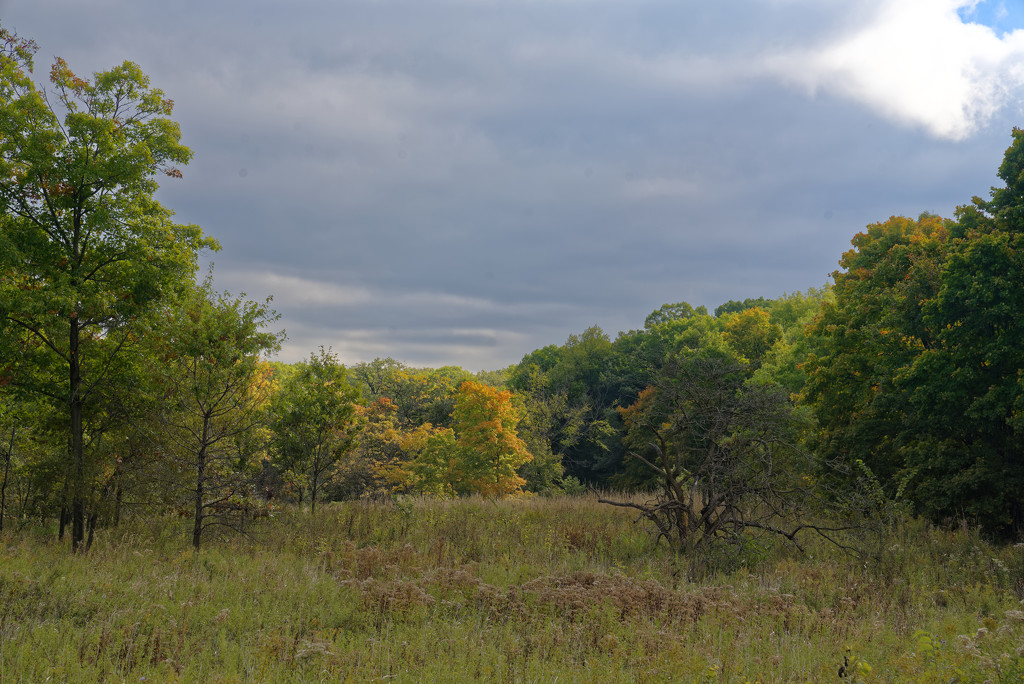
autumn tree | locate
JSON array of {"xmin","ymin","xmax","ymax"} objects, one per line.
[
  {"xmin": 338, "ymin": 397, "xmax": 405, "ymax": 497},
  {"xmin": 0, "ymin": 29, "xmax": 216, "ymax": 550},
  {"xmin": 452, "ymin": 380, "xmax": 532, "ymax": 496},
  {"xmin": 272, "ymin": 347, "xmax": 360, "ymax": 512}
]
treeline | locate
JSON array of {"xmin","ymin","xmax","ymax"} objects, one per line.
[{"xmin": 3, "ymin": 26, "xmax": 1024, "ymax": 551}]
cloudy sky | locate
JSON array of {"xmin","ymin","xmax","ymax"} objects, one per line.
[{"xmin": 4, "ymin": 0, "xmax": 1024, "ymax": 370}]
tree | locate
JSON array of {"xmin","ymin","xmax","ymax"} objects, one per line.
[
  {"xmin": 338, "ymin": 397, "xmax": 405, "ymax": 497},
  {"xmin": 273, "ymin": 347, "xmax": 360, "ymax": 512},
  {"xmin": 146, "ymin": 283, "xmax": 280, "ymax": 549},
  {"xmin": 349, "ymin": 358, "xmax": 465, "ymax": 428},
  {"xmin": 600, "ymin": 353, "xmax": 846, "ymax": 559},
  {"xmin": 452, "ymin": 380, "xmax": 532, "ymax": 496},
  {"xmin": 399, "ymin": 424, "xmax": 461, "ymax": 496},
  {"xmin": 714, "ymin": 297, "xmax": 770, "ymax": 319},
  {"xmin": 720, "ymin": 307, "xmax": 783, "ymax": 368},
  {"xmin": 0, "ymin": 30, "xmax": 216, "ymax": 550},
  {"xmin": 802, "ymin": 214, "xmax": 949, "ymax": 490},
  {"xmin": 506, "ymin": 361, "xmax": 585, "ymax": 493},
  {"xmin": 895, "ymin": 129, "xmax": 1024, "ymax": 534},
  {"xmin": 645, "ymin": 301, "xmax": 699, "ymax": 328},
  {"xmin": 800, "ymin": 131, "xmax": 1024, "ymax": 536}
]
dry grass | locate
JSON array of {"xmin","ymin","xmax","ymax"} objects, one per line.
[{"xmin": 2, "ymin": 495, "xmax": 1023, "ymax": 681}]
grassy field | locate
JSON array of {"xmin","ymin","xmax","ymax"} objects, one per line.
[{"xmin": 2, "ymin": 495, "xmax": 1023, "ymax": 682}]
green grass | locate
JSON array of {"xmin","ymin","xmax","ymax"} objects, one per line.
[{"xmin": 2, "ymin": 495, "xmax": 1024, "ymax": 682}]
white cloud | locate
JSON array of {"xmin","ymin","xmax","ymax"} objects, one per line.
[
  {"xmin": 221, "ymin": 272, "xmax": 372, "ymax": 307},
  {"xmin": 278, "ymin": 322, "xmax": 532, "ymax": 370},
  {"xmin": 763, "ymin": 0, "xmax": 1024, "ymax": 139}
]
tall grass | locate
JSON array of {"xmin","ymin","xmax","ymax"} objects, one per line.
[{"xmin": 2, "ymin": 495, "xmax": 1023, "ymax": 682}]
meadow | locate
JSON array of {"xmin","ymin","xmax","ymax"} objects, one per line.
[{"xmin": 2, "ymin": 495, "xmax": 1023, "ymax": 683}]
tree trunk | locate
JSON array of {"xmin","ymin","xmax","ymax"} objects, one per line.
[
  {"xmin": 58, "ymin": 505, "xmax": 68, "ymax": 541},
  {"xmin": 86, "ymin": 511, "xmax": 98, "ymax": 550},
  {"xmin": 0, "ymin": 424, "xmax": 14, "ymax": 533},
  {"xmin": 193, "ymin": 448, "xmax": 206, "ymax": 550},
  {"xmin": 70, "ymin": 315, "xmax": 85, "ymax": 553},
  {"xmin": 193, "ymin": 416, "xmax": 210, "ymax": 550},
  {"xmin": 310, "ymin": 456, "xmax": 319, "ymax": 514},
  {"xmin": 113, "ymin": 483, "xmax": 122, "ymax": 528}
]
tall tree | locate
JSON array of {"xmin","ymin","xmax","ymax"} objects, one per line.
[
  {"xmin": 146, "ymin": 283, "xmax": 280, "ymax": 549},
  {"xmin": 0, "ymin": 30, "xmax": 216, "ymax": 550},
  {"xmin": 897, "ymin": 129, "xmax": 1024, "ymax": 533},
  {"xmin": 273, "ymin": 347, "xmax": 360, "ymax": 512},
  {"xmin": 803, "ymin": 214, "xmax": 949, "ymax": 489}
]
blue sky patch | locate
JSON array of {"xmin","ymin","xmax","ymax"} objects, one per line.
[{"xmin": 959, "ymin": 1, "xmax": 1024, "ymax": 37}]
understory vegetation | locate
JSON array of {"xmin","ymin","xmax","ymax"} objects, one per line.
[{"xmin": 3, "ymin": 496, "xmax": 1024, "ymax": 682}]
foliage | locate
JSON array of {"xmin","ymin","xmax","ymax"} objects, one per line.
[
  {"xmin": 802, "ymin": 130, "xmax": 1024, "ymax": 535},
  {"xmin": 451, "ymin": 380, "xmax": 533, "ymax": 496},
  {"xmin": 0, "ymin": 26, "xmax": 216, "ymax": 550},
  {"xmin": 398, "ymin": 423, "xmax": 461, "ymax": 496},
  {"xmin": 895, "ymin": 133, "xmax": 1024, "ymax": 534},
  {"xmin": 714, "ymin": 296, "xmax": 771, "ymax": 318},
  {"xmin": 719, "ymin": 306, "xmax": 782, "ymax": 367},
  {"xmin": 144, "ymin": 281, "xmax": 281, "ymax": 548},
  {"xmin": 349, "ymin": 358, "xmax": 471, "ymax": 429},
  {"xmin": 334, "ymin": 397, "xmax": 405, "ymax": 498},
  {"xmin": 644, "ymin": 301, "xmax": 700, "ymax": 328},
  {"xmin": 602, "ymin": 353, "xmax": 843, "ymax": 560},
  {"xmin": 803, "ymin": 214, "xmax": 950, "ymax": 492},
  {"xmin": 272, "ymin": 347, "xmax": 360, "ymax": 512}
]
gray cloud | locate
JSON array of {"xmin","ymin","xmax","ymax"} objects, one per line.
[{"xmin": 3, "ymin": 0, "xmax": 1021, "ymax": 369}]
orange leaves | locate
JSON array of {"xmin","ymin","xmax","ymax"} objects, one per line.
[
  {"xmin": 49, "ymin": 57, "xmax": 89, "ymax": 92},
  {"xmin": 452, "ymin": 380, "xmax": 532, "ymax": 497},
  {"xmin": 616, "ymin": 386, "xmax": 656, "ymax": 428}
]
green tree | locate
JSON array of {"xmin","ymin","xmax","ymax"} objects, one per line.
[
  {"xmin": 601, "ymin": 352, "xmax": 829, "ymax": 557},
  {"xmin": 399, "ymin": 423, "xmax": 461, "ymax": 496},
  {"xmin": 803, "ymin": 214, "xmax": 949, "ymax": 490},
  {"xmin": 0, "ymin": 31, "xmax": 216, "ymax": 550},
  {"xmin": 645, "ymin": 301, "xmax": 699, "ymax": 328},
  {"xmin": 896, "ymin": 129, "xmax": 1024, "ymax": 533},
  {"xmin": 273, "ymin": 347, "xmax": 360, "ymax": 512},
  {"xmin": 146, "ymin": 283, "xmax": 280, "ymax": 549},
  {"xmin": 720, "ymin": 307, "xmax": 783, "ymax": 368},
  {"xmin": 349, "ymin": 358, "xmax": 463, "ymax": 428},
  {"xmin": 714, "ymin": 297, "xmax": 770, "ymax": 318}
]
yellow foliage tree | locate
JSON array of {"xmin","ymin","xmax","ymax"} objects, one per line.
[{"xmin": 452, "ymin": 381, "xmax": 532, "ymax": 497}]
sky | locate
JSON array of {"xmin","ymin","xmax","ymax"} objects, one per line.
[{"xmin": 3, "ymin": 0, "xmax": 1024, "ymax": 370}]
